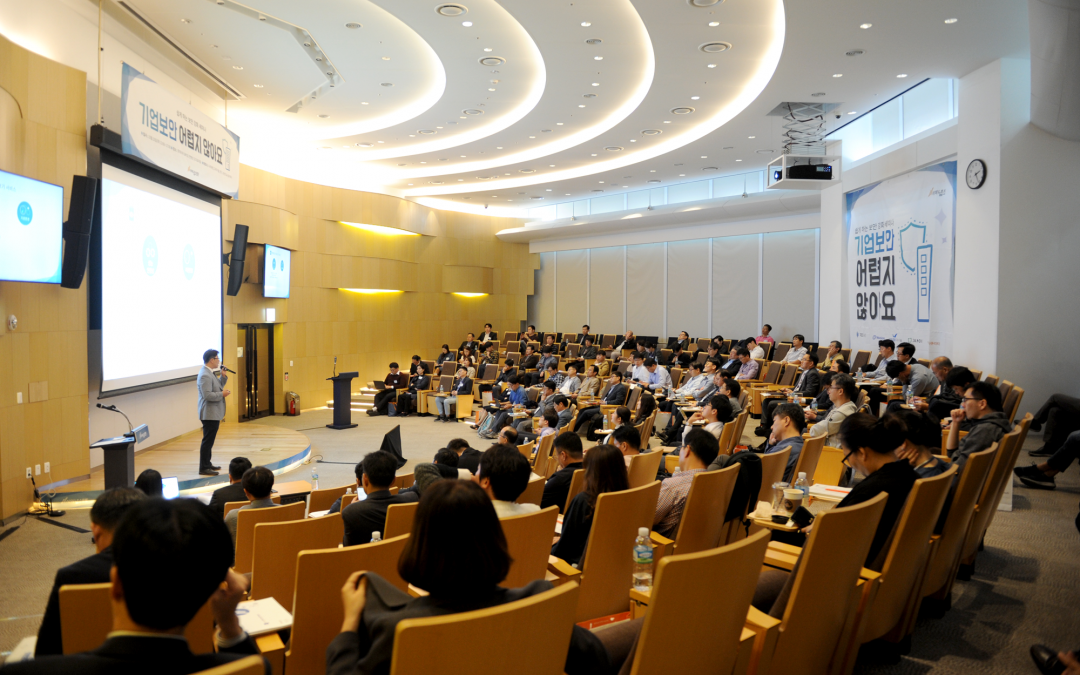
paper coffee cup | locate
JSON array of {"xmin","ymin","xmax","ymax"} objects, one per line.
[{"xmin": 782, "ymin": 488, "xmax": 804, "ymax": 514}]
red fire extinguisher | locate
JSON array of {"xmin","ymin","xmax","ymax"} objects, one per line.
[{"xmin": 289, "ymin": 398, "xmax": 296, "ymax": 415}]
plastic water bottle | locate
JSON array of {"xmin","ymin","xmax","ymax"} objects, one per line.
[
  {"xmin": 311, "ymin": 467, "xmax": 319, "ymax": 490},
  {"xmin": 794, "ymin": 472, "xmax": 810, "ymax": 500},
  {"xmin": 632, "ymin": 527, "xmax": 653, "ymax": 591},
  {"xmin": 811, "ymin": 398, "xmax": 818, "ymax": 411},
  {"xmin": 370, "ymin": 531, "xmax": 382, "ymax": 543}
]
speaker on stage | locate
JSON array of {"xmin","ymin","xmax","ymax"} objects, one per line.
[
  {"xmin": 225, "ymin": 223, "xmax": 249, "ymax": 297},
  {"xmin": 60, "ymin": 175, "xmax": 99, "ymax": 289}
]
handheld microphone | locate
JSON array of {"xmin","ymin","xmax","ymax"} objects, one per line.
[{"xmin": 220, "ymin": 365, "xmax": 236, "ymax": 374}]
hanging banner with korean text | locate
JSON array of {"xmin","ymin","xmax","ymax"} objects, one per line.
[
  {"xmin": 846, "ymin": 161, "xmax": 955, "ymax": 358},
  {"xmin": 120, "ymin": 63, "xmax": 240, "ymax": 198}
]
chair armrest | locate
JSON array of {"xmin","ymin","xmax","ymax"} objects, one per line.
[
  {"xmin": 768, "ymin": 541, "xmax": 803, "ymax": 557},
  {"xmin": 764, "ymin": 544, "xmax": 800, "ymax": 571},
  {"xmin": 407, "ymin": 584, "xmax": 430, "ymax": 598},
  {"xmin": 547, "ymin": 555, "xmax": 582, "ymax": 585},
  {"xmin": 857, "ymin": 568, "xmax": 882, "ymax": 582},
  {"xmin": 650, "ymin": 531, "xmax": 674, "ymax": 562},
  {"xmin": 744, "ymin": 605, "xmax": 782, "ymax": 675}
]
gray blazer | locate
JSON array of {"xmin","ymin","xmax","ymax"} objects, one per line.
[{"xmin": 197, "ymin": 365, "xmax": 228, "ymax": 421}]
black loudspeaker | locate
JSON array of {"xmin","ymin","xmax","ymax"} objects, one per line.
[
  {"xmin": 225, "ymin": 223, "xmax": 249, "ymax": 297},
  {"xmin": 60, "ymin": 175, "xmax": 99, "ymax": 289}
]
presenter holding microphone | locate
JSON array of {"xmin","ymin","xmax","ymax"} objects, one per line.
[{"xmin": 197, "ymin": 349, "xmax": 231, "ymax": 476}]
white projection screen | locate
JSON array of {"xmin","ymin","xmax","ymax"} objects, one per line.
[{"xmin": 99, "ymin": 162, "xmax": 222, "ymax": 393}]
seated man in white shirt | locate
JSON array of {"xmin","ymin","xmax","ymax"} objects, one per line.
[
  {"xmin": 785, "ymin": 334, "xmax": 809, "ymax": 362},
  {"xmin": 747, "ymin": 338, "xmax": 765, "ymax": 360},
  {"xmin": 630, "ymin": 352, "xmax": 651, "ymax": 386},
  {"xmin": 558, "ymin": 365, "xmax": 581, "ymax": 397},
  {"xmin": 661, "ymin": 361, "xmax": 707, "ymax": 412},
  {"xmin": 863, "ymin": 338, "xmax": 897, "ymax": 376},
  {"xmin": 473, "ymin": 443, "xmax": 541, "ymax": 518}
]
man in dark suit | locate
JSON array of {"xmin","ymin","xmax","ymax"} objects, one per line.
[
  {"xmin": 35, "ymin": 488, "xmax": 148, "ymax": 656},
  {"xmin": 342, "ymin": 452, "xmax": 419, "ymax": 546},
  {"xmin": 206, "ymin": 457, "xmax": 253, "ymax": 519},
  {"xmin": 13, "ymin": 498, "xmax": 266, "ymax": 675},
  {"xmin": 433, "ymin": 367, "xmax": 472, "ymax": 422},
  {"xmin": 541, "ymin": 434, "xmax": 585, "ymax": 512},
  {"xmin": 573, "ymin": 371, "xmax": 627, "ymax": 432},
  {"xmin": 457, "ymin": 333, "xmax": 478, "ymax": 357},
  {"xmin": 756, "ymin": 353, "xmax": 824, "ymax": 437},
  {"xmin": 478, "ymin": 323, "xmax": 497, "ymax": 344},
  {"xmin": 448, "ymin": 438, "xmax": 483, "ymax": 474}
]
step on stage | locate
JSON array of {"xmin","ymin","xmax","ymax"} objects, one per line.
[{"xmin": 44, "ymin": 423, "xmax": 311, "ymax": 507}]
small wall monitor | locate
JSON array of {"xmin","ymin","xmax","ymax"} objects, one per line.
[
  {"xmin": 0, "ymin": 168, "xmax": 64, "ymax": 284},
  {"xmin": 263, "ymin": 244, "xmax": 291, "ymax": 298}
]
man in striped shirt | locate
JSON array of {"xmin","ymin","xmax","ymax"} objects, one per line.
[{"xmin": 653, "ymin": 428, "xmax": 721, "ymax": 538}]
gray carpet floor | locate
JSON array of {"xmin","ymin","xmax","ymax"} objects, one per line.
[{"xmin": 2, "ymin": 408, "xmax": 1077, "ymax": 674}]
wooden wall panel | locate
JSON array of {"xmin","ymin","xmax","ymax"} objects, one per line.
[{"xmin": 0, "ymin": 35, "xmax": 88, "ymax": 519}]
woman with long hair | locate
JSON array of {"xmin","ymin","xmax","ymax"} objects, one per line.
[
  {"xmin": 327, "ymin": 480, "xmax": 617, "ymax": 674},
  {"xmin": 436, "ymin": 344, "xmax": 454, "ymax": 366},
  {"xmin": 632, "ymin": 390, "xmax": 656, "ymax": 426},
  {"xmin": 551, "ymin": 444, "xmax": 630, "ymax": 567}
]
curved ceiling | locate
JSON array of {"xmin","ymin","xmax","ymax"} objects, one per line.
[{"xmin": 114, "ymin": 0, "xmax": 1031, "ymax": 212}]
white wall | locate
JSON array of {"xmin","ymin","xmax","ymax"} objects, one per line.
[{"xmin": 527, "ymin": 228, "xmax": 821, "ymax": 342}]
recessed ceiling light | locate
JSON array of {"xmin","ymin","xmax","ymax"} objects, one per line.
[
  {"xmin": 460, "ymin": 116, "xmax": 467, "ymax": 119},
  {"xmin": 650, "ymin": 169, "xmax": 656, "ymax": 172},
  {"xmin": 748, "ymin": 135, "xmax": 755, "ymax": 139},
  {"xmin": 735, "ymin": 159, "xmax": 742, "ymax": 162},
  {"xmin": 460, "ymin": 155, "xmax": 466, "ymax": 157},
  {"xmin": 483, "ymin": 48, "xmax": 493, "ymax": 53},
  {"xmin": 847, "ymin": 110, "xmax": 857, "ymax": 115},
  {"xmin": 479, "ymin": 56, "xmax": 505, "ymax": 66},
  {"xmin": 318, "ymin": 114, "xmax": 329, "ymax": 118},
  {"xmin": 704, "ymin": 167, "xmax": 718, "ymax": 171},
  {"xmin": 585, "ymin": 38, "xmax": 603, "ymax": 45},
  {"xmin": 642, "ymin": 129, "xmax": 661, "ymax": 135},
  {"xmin": 382, "ymin": 82, "xmax": 393, "ymax": 86},
  {"xmin": 594, "ymin": 56, "xmax": 603, "ymax": 60},
  {"xmin": 546, "ymin": 189, "xmax": 552, "ymax": 191},
  {"xmin": 605, "ymin": 146, "xmax": 624, "ymax": 151},
  {"xmin": 663, "ymin": 120, "xmax": 671, "ymax": 124},
  {"xmin": 581, "ymin": 21, "xmax": 592, "ymax": 26},
  {"xmin": 709, "ymin": 21, "xmax": 720, "ymax": 26},
  {"xmin": 549, "ymin": 164, "xmax": 555, "ymax": 167},
  {"xmin": 463, "ymin": 109, "xmax": 483, "ymax": 115},
  {"xmin": 648, "ymin": 179, "xmax": 660, "ymax": 183},
  {"xmin": 529, "ymin": 135, "xmax": 535, "ymax": 138},
  {"xmin": 488, "ymin": 88, "xmax": 496, "ymax": 91},
  {"xmin": 232, "ymin": 65, "xmax": 244, "ymax": 70},
  {"xmin": 253, "ymin": 84, "xmax": 264, "ymax": 88},
  {"xmin": 418, "ymin": 129, "xmax": 437, "ymax": 135},
  {"xmin": 382, "ymin": 56, "xmax": 390, "ymax": 60},
  {"xmin": 591, "ymin": 153, "xmax": 597, "ymax": 156},
  {"xmin": 833, "ymin": 73, "xmax": 843, "ymax": 78},
  {"xmin": 356, "ymin": 142, "xmax": 373, "ymax": 147},
  {"xmin": 361, "ymin": 101, "xmax": 369, "ymax": 105},
  {"xmin": 520, "ymin": 169, "xmax": 535, "ymax": 173},
  {"xmin": 897, "ymin": 73, "xmax": 908, "ymax": 78},
  {"xmin": 700, "ymin": 42, "xmax": 731, "ymax": 53},
  {"xmin": 691, "ymin": 96, "xmax": 700, "ymax": 100},
  {"xmin": 630, "ymin": 139, "xmax": 636, "ymax": 142},
  {"xmin": 180, "ymin": 18, "xmax": 191, "ymax": 24},
  {"xmin": 378, "ymin": 141, "xmax": 384, "ymax": 143},
  {"xmin": 592, "ymin": 82, "xmax": 600, "ymax": 86},
  {"xmin": 557, "ymin": 122, "xmax": 564, "ymax": 125},
  {"xmin": 707, "ymin": 64, "xmax": 717, "ymax": 68},
  {"xmin": 409, "ymin": 135, "xmax": 416, "ymax": 137},
  {"xmin": 578, "ymin": 104, "xmax": 586, "ymax": 108},
  {"xmin": 496, "ymin": 146, "xmax": 503, "ymax": 149},
  {"xmin": 462, "ymin": 21, "xmax": 473, "ymax": 27},
  {"xmin": 436, "ymin": 4, "xmax": 467, "ymax": 16},
  {"xmin": 671, "ymin": 107, "xmax": 695, "ymax": 115},
  {"xmin": 420, "ymin": 161, "xmax": 426, "ymax": 164},
  {"xmin": 345, "ymin": 22, "xmax": 362, "ymax": 29},
  {"xmin": 860, "ymin": 23, "xmax": 872, "ymax": 29},
  {"xmin": 679, "ymin": 174, "xmax": 685, "ymax": 177},
  {"xmin": 944, "ymin": 17, "xmax": 958, "ymax": 24}
]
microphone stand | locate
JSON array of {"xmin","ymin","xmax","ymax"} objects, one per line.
[{"xmin": 97, "ymin": 403, "xmax": 134, "ymax": 436}]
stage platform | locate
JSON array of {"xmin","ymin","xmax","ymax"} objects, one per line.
[{"xmin": 43, "ymin": 422, "xmax": 311, "ymax": 507}]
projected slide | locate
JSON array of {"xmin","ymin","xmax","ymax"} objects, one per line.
[
  {"xmin": 263, "ymin": 244, "xmax": 290, "ymax": 298},
  {"xmin": 100, "ymin": 164, "xmax": 222, "ymax": 393},
  {"xmin": 0, "ymin": 169, "xmax": 63, "ymax": 284}
]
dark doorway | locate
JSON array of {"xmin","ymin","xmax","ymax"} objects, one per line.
[{"xmin": 237, "ymin": 324, "xmax": 274, "ymax": 420}]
